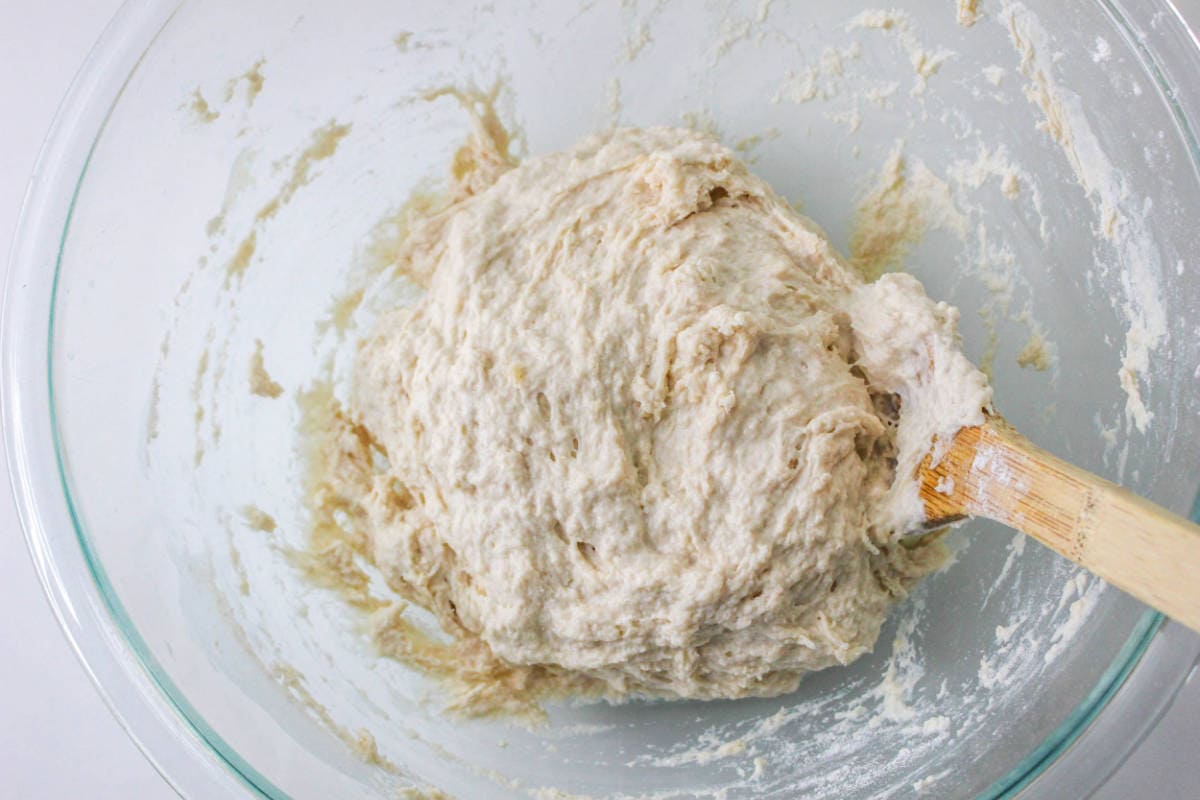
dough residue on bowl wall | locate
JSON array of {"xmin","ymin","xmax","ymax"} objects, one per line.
[
  {"xmin": 957, "ymin": 0, "xmax": 982, "ymax": 28},
  {"xmin": 1003, "ymin": 1, "xmax": 1166, "ymax": 434},
  {"xmin": 249, "ymin": 339, "xmax": 284, "ymax": 398},
  {"xmin": 850, "ymin": 142, "xmax": 967, "ymax": 279}
]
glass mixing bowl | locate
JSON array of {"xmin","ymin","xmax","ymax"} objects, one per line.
[{"xmin": 5, "ymin": 0, "xmax": 1200, "ymax": 797}]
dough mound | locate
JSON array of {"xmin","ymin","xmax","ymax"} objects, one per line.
[{"xmin": 351, "ymin": 127, "xmax": 990, "ymax": 700}]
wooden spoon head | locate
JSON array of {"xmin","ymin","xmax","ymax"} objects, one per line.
[
  {"xmin": 919, "ymin": 414, "xmax": 1056, "ymax": 533},
  {"xmin": 918, "ymin": 423, "xmax": 983, "ymax": 528},
  {"xmin": 917, "ymin": 416, "xmax": 1023, "ymax": 529}
]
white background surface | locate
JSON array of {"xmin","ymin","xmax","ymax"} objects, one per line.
[{"xmin": 0, "ymin": 2, "xmax": 1197, "ymax": 798}]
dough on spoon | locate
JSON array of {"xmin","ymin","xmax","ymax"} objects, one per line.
[{"xmin": 344, "ymin": 126, "xmax": 991, "ymax": 700}]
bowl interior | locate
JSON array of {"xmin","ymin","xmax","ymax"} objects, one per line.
[{"xmin": 44, "ymin": 0, "xmax": 1200, "ymax": 797}]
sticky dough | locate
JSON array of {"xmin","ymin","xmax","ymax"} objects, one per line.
[{"xmin": 344, "ymin": 126, "xmax": 991, "ymax": 700}]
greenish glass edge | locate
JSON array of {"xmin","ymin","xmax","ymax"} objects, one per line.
[
  {"xmin": 51, "ymin": 424, "xmax": 285, "ymax": 800},
  {"xmin": 41, "ymin": 3, "xmax": 1191, "ymax": 799},
  {"xmin": 984, "ymin": 610, "xmax": 1164, "ymax": 799},
  {"xmin": 984, "ymin": 0, "xmax": 1200, "ymax": 792},
  {"xmin": 986, "ymin": 473, "xmax": 1200, "ymax": 798},
  {"xmin": 44, "ymin": 8, "xmax": 284, "ymax": 798},
  {"xmin": 1105, "ymin": 0, "xmax": 1200, "ymax": 163}
]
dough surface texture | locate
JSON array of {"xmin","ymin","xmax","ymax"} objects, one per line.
[{"xmin": 345, "ymin": 126, "xmax": 990, "ymax": 700}]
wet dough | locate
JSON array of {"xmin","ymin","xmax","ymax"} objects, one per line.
[{"xmin": 343, "ymin": 126, "xmax": 990, "ymax": 700}]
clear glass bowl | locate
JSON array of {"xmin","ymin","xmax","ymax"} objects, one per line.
[{"xmin": 5, "ymin": 1, "xmax": 1200, "ymax": 797}]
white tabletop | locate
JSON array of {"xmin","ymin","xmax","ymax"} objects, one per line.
[{"xmin": 0, "ymin": 2, "xmax": 1196, "ymax": 798}]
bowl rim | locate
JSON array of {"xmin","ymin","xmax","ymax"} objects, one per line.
[
  {"xmin": 2, "ymin": 1, "xmax": 1198, "ymax": 798},
  {"xmin": 1, "ymin": 0, "xmax": 275, "ymax": 797}
]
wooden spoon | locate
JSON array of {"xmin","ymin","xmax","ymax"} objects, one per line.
[{"xmin": 919, "ymin": 414, "xmax": 1200, "ymax": 633}]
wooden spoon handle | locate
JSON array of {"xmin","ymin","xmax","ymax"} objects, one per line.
[{"xmin": 921, "ymin": 416, "xmax": 1200, "ymax": 633}]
